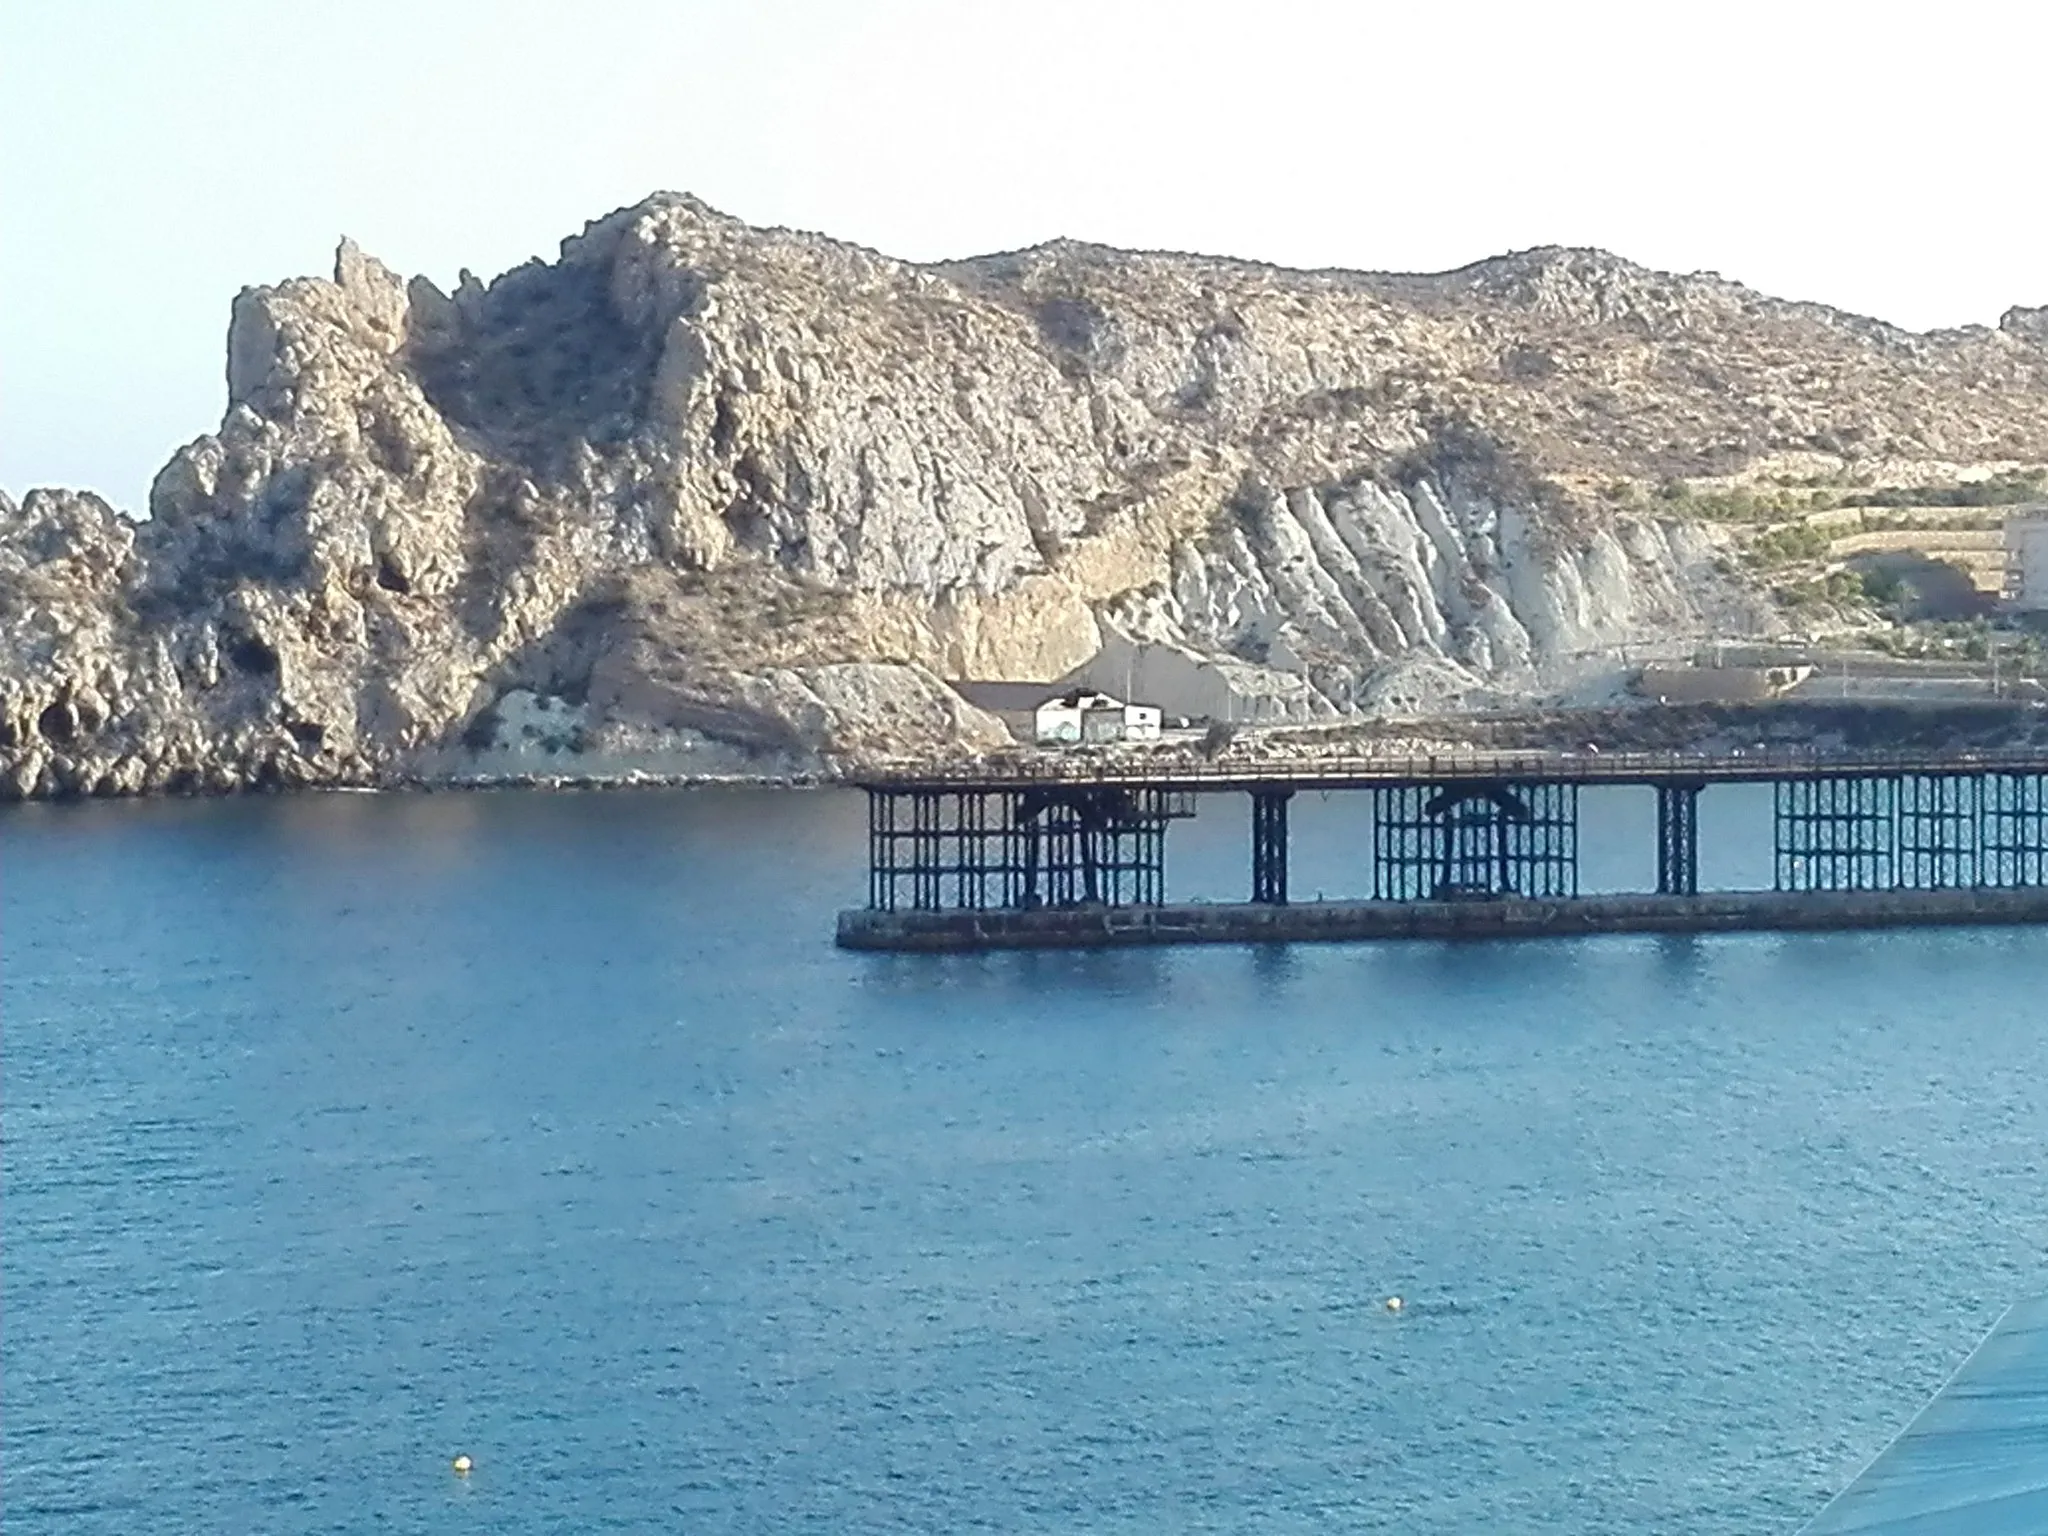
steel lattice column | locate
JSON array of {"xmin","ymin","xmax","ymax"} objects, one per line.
[
  {"xmin": 1012, "ymin": 786, "xmax": 1179, "ymax": 910},
  {"xmin": 1983, "ymin": 773, "xmax": 2048, "ymax": 888},
  {"xmin": 1250, "ymin": 789, "xmax": 1292, "ymax": 905},
  {"xmin": 1774, "ymin": 776, "xmax": 1898, "ymax": 892},
  {"xmin": 867, "ymin": 789, "xmax": 894, "ymax": 911},
  {"xmin": 1898, "ymin": 773, "xmax": 1982, "ymax": 889},
  {"xmin": 1656, "ymin": 783, "xmax": 1702, "ymax": 896}
]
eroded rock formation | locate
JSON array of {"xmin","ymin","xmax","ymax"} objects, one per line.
[{"xmin": 5, "ymin": 195, "xmax": 2047, "ymax": 797}]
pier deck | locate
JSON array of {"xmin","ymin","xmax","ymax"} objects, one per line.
[{"xmin": 858, "ymin": 745, "xmax": 2048, "ymax": 792}]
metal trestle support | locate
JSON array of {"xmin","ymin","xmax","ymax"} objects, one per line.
[
  {"xmin": 1656, "ymin": 783, "xmax": 1702, "ymax": 896},
  {"xmin": 1250, "ymin": 789, "xmax": 1292, "ymax": 904}
]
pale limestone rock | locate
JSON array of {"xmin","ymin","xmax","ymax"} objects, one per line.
[
  {"xmin": 2003, "ymin": 306, "xmax": 2048, "ymax": 348},
  {"xmin": 4, "ymin": 199, "xmax": 2047, "ymax": 798}
]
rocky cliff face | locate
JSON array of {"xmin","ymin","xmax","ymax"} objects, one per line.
[{"xmin": 6, "ymin": 194, "xmax": 2047, "ymax": 798}]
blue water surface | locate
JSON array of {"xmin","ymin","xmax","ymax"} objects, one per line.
[{"xmin": 4, "ymin": 786, "xmax": 2045, "ymax": 1534}]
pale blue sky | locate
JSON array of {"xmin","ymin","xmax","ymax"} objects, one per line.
[{"xmin": 5, "ymin": 0, "xmax": 2042, "ymax": 514}]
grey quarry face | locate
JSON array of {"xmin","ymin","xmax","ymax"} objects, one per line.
[{"xmin": 3, "ymin": 193, "xmax": 2046, "ymax": 801}]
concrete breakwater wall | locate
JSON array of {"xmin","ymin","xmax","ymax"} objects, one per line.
[{"xmin": 838, "ymin": 888, "xmax": 2048, "ymax": 951}]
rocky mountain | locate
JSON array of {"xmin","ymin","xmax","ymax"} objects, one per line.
[{"xmin": 5, "ymin": 194, "xmax": 2047, "ymax": 799}]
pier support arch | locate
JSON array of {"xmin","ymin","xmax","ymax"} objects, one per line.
[{"xmin": 1372, "ymin": 782, "xmax": 1578, "ymax": 900}]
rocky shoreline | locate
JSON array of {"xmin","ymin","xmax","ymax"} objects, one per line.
[{"xmin": 7, "ymin": 195, "xmax": 2046, "ymax": 804}]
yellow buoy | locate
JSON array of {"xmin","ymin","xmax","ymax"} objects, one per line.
[
  {"xmin": 452, "ymin": 1455, "xmax": 473, "ymax": 1476},
  {"xmin": 1385, "ymin": 1296, "xmax": 1404, "ymax": 1314}
]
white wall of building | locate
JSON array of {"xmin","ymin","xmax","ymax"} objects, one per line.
[
  {"xmin": 1033, "ymin": 692, "xmax": 1165, "ymax": 745},
  {"xmin": 2005, "ymin": 510, "xmax": 2048, "ymax": 610},
  {"xmin": 1035, "ymin": 699, "xmax": 1084, "ymax": 743}
]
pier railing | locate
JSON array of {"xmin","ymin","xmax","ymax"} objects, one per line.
[{"xmin": 855, "ymin": 744, "xmax": 2048, "ymax": 792}]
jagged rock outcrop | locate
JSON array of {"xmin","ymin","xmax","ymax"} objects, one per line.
[
  {"xmin": 4, "ymin": 195, "xmax": 2046, "ymax": 797},
  {"xmin": 2004, "ymin": 306, "xmax": 2048, "ymax": 350}
]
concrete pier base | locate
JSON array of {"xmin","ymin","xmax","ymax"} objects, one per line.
[{"xmin": 837, "ymin": 888, "xmax": 2048, "ymax": 952}]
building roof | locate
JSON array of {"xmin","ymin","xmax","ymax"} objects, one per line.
[
  {"xmin": 946, "ymin": 680, "xmax": 1061, "ymax": 713},
  {"xmin": 947, "ymin": 681, "xmax": 1147, "ymax": 714}
]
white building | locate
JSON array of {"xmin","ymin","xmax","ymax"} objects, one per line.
[
  {"xmin": 2003, "ymin": 507, "xmax": 2048, "ymax": 610},
  {"xmin": 1060, "ymin": 626, "xmax": 1335, "ymax": 725},
  {"xmin": 1033, "ymin": 690, "xmax": 1163, "ymax": 746}
]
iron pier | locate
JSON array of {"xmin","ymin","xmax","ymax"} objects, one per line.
[{"xmin": 841, "ymin": 748, "xmax": 2048, "ymax": 949}]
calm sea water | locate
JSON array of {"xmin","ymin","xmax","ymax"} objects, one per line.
[{"xmin": 5, "ymin": 786, "xmax": 2046, "ymax": 1534}]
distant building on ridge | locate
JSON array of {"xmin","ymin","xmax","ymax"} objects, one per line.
[{"xmin": 2004, "ymin": 506, "xmax": 2048, "ymax": 611}]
